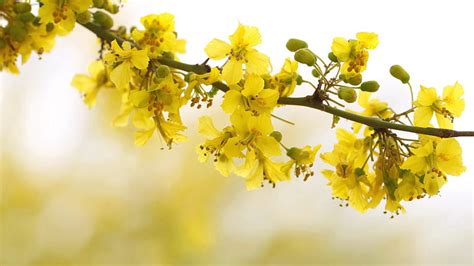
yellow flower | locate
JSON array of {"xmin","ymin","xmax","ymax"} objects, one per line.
[
  {"xmin": 239, "ymin": 152, "xmax": 288, "ymax": 190},
  {"xmin": 268, "ymin": 58, "xmax": 299, "ymax": 97},
  {"xmin": 331, "ymin": 32, "xmax": 378, "ymax": 78},
  {"xmin": 196, "ymin": 116, "xmax": 236, "ymax": 176},
  {"xmin": 352, "ymin": 92, "xmax": 393, "ymax": 134},
  {"xmin": 223, "ymin": 109, "xmax": 281, "ymax": 159},
  {"xmin": 283, "ymin": 145, "xmax": 321, "ymax": 180},
  {"xmin": 104, "ymin": 40, "xmax": 150, "ymax": 89},
  {"xmin": 205, "ymin": 24, "xmax": 270, "ymax": 85},
  {"xmin": 39, "ymin": 0, "xmax": 92, "ymax": 35},
  {"xmin": 71, "ymin": 61, "xmax": 110, "ymax": 108},
  {"xmin": 320, "ymin": 130, "xmax": 372, "ymax": 213},
  {"xmin": 221, "ymin": 74, "xmax": 279, "ymax": 115},
  {"xmin": 401, "ymin": 138, "xmax": 465, "ymax": 177},
  {"xmin": 441, "ymin": 82, "xmax": 464, "ymax": 118},
  {"xmin": 414, "ymin": 83, "xmax": 464, "ymax": 129},
  {"xmin": 131, "ymin": 13, "xmax": 186, "ymax": 58}
]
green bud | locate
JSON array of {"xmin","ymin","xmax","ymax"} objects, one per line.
[
  {"xmin": 286, "ymin": 38, "xmax": 308, "ymax": 52},
  {"xmin": 390, "ymin": 65, "xmax": 410, "ymax": 84},
  {"xmin": 106, "ymin": 4, "xmax": 120, "ymax": 14},
  {"xmin": 0, "ymin": 38, "xmax": 6, "ymax": 49},
  {"xmin": 93, "ymin": 11, "xmax": 114, "ymax": 29},
  {"xmin": 14, "ymin": 2, "xmax": 31, "ymax": 13},
  {"xmin": 93, "ymin": 0, "xmax": 104, "ymax": 8},
  {"xmin": 76, "ymin": 11, "xmax": 92, "ymax": 24},
  {"xmin": 287, "ymin": 147, "xmax": 302, "ymax": 160},
  {"xmin": 338, "ymin": 87, "xmax": 357, "ymax": 103},
  {"xmin": 8, "ymin": 21, "xmax": 27, "ymax": 42},
  {"xmin": 117, "ymin": 26, "xmax": 127, "ymax": 36},
  {"xmin": 46, "ymin": 23, "xmax": 55, "ymax": 32},
  {"xmin": 328, "ymin": 52, "xmax": 338, "ymax": 62},
  {"xmin": 294, "ymin": 48, "xmax": 316, "ymax": 66},
  {"xmin": 360, "ymin": 81, "xmax": 380, "ymax": 92},
  {"xmin": 18, "ymin": 12, "xmax": 35, "ymax": 23},
  {"xmin": 347, "ymin": 74, "xmax": 362, "ymax": 86},
  {"xmin": 311, "ymin": 69, "xmax": 320, "ymax": 78},
  {"xmin": 354, "ymin": 168, "xmax": 365, "ymax": 177},
  {"xmin": 270, "ymin": 131, "xmax": 283, "ymax": 142},
  {"xmin": 161, "ymin": 52, "xmax": 175, "ymax": 60},
  {"xmin": 156, "ymin": 65, "xmax": 170, "ymax": 78},
  {"xmin": 296, "ymin": 74, "xmax": 303, "ymax": 85}
]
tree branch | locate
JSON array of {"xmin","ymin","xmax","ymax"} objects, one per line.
[{"xmin": 79, "ymin": 22, "xmax": 474, "ymax": 138}]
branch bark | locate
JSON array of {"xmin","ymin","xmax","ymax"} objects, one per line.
[{"xmin": 79, "ymin": 22, "xmax": 474, "ymax": 138}]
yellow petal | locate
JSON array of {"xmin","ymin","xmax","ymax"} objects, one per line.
[
  {"xmin": 331, "ymin": 37, "xmax": 350, "ymax": 61},
  {"xmin": 435, "ymin": 113, "xmax": 453, "ymax": 129},
  {"xmin": 221, "ymin": 90, "xmax": 243, "ymax": 114},
  {"xmin": 134, "ymin": 129, "xmax": 155, "ymax": 147},
  {"xmin": 204, "ymin": 39, "xmax": 231, "ymax": 60},
  {"xmin": 215, "ymin": 155, "xmax": 234, "ymax": 177},
  {"xmin": 131, "ymin": 49, "xmax": 150, "ymax": 70},
  {"xmin": 255, "ymin": 136, "xmax": 281, "ymax": 157},
  {"xmin": 356, "ymin": 32, "xmax": 379, "ymax": 49},
  {"xmin": 245, "ymin": 50, "xmax": 270, "ymax": 75},
  {"xmin": 242, "ymin": 74, "xmax": 264, "ymax": 97},
  {"xmin": 245, "ymin": 163, "xmax": 264, "ymax": 190},
  {"xmin": 416, "ymin": 86, "xmax": 438, "ymax": 106},
  {"xmin": 198, "ymin": 116, "xmax": 221, "ymax": 138},
  {"xmin": 413, "ymin": 107, "xmax": 433, "ymax": 127},
  {"xmin": 222, "ymin": 59, "xmax": 243, "ymax": 85},
  {"xmin": 110, "ymin": 62, "xmax": 132, "ymax": 89}
]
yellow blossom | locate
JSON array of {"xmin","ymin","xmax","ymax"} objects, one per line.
[
  {"xmin": 221, "ymin": 74, "xmax": 279, "ymax": 115},
  {"xmin": 71, "ymin": 61, "xmax": 110, "ymax": 108},
  {"xmin": 103, "ymin": 40, "xmax": 150, "ymax": 89},
  {"xmin": 131, "ymin": 13, "xmax": 186, "ymax": 58},
  {"xmin": 331, "ymin": 32, "xmax": 378, "ymax": 78},
  {"xmin": 414, "ymin": 83, "xmax": 464, "ymax": 129},
  {"xmin": 39, "ymin": 0, "xmax": 92, "ymax": 35},
  {"xmin": 268, "ymin": 58, "xmax": 299, "ymax": 97},
  {"xmin": 205, "ymin": 24, "xmax": 270, "ymax": 85}
]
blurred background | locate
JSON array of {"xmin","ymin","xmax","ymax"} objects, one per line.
[{"xmin": 1, "ymin": 0, "xmax": 473, "ymax": 264}]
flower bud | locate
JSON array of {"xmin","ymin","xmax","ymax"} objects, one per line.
[
  {"xmin": 347, "ymin": 74, "xmax": 362, "ymax": 86},
  {"xmin": 93, "ymin": 0, "xmax": 104, "ymax": 8},
  {"xmin": 338, "ymin": 87, "xmax": 357, "ymax": 103},
  {"xmin": 270, "ymin": 131, "xmax": 283, "ymax": 142},
  {"xmin": 328, "ymin": 52, "xmax": 338, "ymax": 62},
  {"xmin": 294, "ymin": 48, "xmax": 316, "ymax": 66},
  {"xmin": 360, "ymin": 81, "xmax": 380, "ymax": 92},
  {"xmin": 161, "ymin": 52, "xmax": 175, "ymax": 60},
  {"xmin": 13, "ymin": 2, "xmax": 31, "ymax": 13},
  {"xmin": 18, "ymin": 12, "xmax": 35, "ymax": 23},
  {"xmin": 287, "ymin": 147, "xmax": 302, "ymax": 160},
  {"xmin": 296, "ymin": 74, "xmax": 303, "ymax": 85},
  {"xmin": 311, "ymin": 69, "xmax": 320, "ymax": 78},
  {"xmin": 76, "ymin": 11, "xmax": 92, "ymax": 24},
  {"xmin": 106, "ymin": 4, "xmax": 120, "ymax": 14},
  {"xmin": 93, "ymin": 11, "xmax": 114, "ymax": 29},
  {"xmin": 354, "ymin": 168, "xmax": 365, "ymax": 177},
  {"xmin": 156, "ymin": 65, "xmax": 170, "ymax": 78},
  {"xmin": 390, "ymin": 65, "xmax": 410, "ymax": 84},
  {"xmin": 286, "ymin": 38, "xmax": 308, "ymax": 52}
]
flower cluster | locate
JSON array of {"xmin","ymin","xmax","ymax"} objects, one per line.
[
  {"xmin": 0, "ymin": 0, "xmax": 123, "ymax": 73},
  {"xmin": 199, "ymin": 24, "xmax": 320, "ymax": 189},
  {"xmin": 1, "ymin": 1, "xmax": 57, "ymax": 73},
  {"xmin": 72, "ymin": 13, "xmax": 192, "ymax": 148}
]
